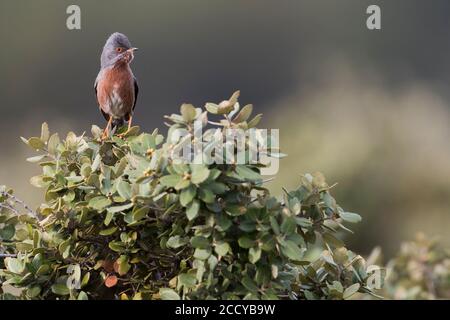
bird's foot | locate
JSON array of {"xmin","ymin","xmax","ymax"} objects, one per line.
[
  {"xmin": 117, "ymin": 130, "xmax": 130, "ymax": 139},
  {"xmin": 101, "ymin": 131, "xmax": 110, "ymax": 141}
]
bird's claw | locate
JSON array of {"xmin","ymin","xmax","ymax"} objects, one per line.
[{"xmin": 117, "ymin": 130, "xmax": 130, "ymax": 139}]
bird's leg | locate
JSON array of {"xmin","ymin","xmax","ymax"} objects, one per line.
[
  {"xmin": 102, "ymin": 116, "xmax": 113, "ymax": 140},
  {"xmin": 118, "ymin": 115, "xmax": 133, "ymax": 138},
  {"xmin": 128, "ymin": 115, "xmax": 133, "ymax": 131}
]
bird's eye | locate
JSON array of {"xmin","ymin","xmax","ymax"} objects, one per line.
[{"xmin": 116, "ymin": 47, "xmax": 123, "ymax": 53}]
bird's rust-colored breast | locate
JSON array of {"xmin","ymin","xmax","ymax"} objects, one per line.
[{"xmin": 96, "ymin": 64, "xmax": 135, "ymax": 117}]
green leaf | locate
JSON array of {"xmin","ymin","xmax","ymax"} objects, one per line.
[
  {"xmin": 280, "ymin": 240, "xmax": 305, "ymax": 261},
  {"xmin": 235, "ymin": 165, "xmax": 261, "ymax": 181},
  {"xmin": 249, "ymin": 247, "xmax": 262, "ymax": 264},
  {"xmin": 247, "ymin": 114, "xmax": 263, "ymax": 128},
  {"xmin": 205, "ymin": 103, "xmax": 219, "ymax": 114},
  {"xmin": 132, "ymin": 206, "xmax": 149, "ymax": 222},
  {"xmin": 91, "ymin": 154, "xmax": 101, "ymax": 171},
  {"xmin": 178, "ymin": 273, "xmax": 196, "ymax": 288},
  {"xmin": 99, "ymin": 226, "xmax": 118, "ymax": 236},
  {"xmin": 36, "ymin": 265, "xmax": 50, "ymax": 276},
  {"xmin": 16, "ymin": 241, "xmax": 34, "ymax": 252},
  {"xmin": 228, "ymin": 90, "xmax": 240, "ymax": 106},
  {"xmin": 217, "ymin": 103, "xmax": 235, "ymax": 115},
  {"xmin": 180, "ymin": 104, "xmax": 197, "ymax": 122},
  {"xmin": 216, "ymin": 214, "xmax": 232, "ymax": 231},
  {"xmin": 180, "ymin": 185, "xmax": 196, "ymax": 206},
  {"xmin": 214, "ymin": 242, "xmax": 230, "ymax": 256},
  {"xmin": 91, "ymin": 125, "xmax": 102, "ymax": 139},
  {"xmin": 6, "ymin": 258, "xmax": 24, "ymax": 274},
  {"xmin": 78, "ymin": 291, "xmax": 89, "ymax": 300},
  {"xmin": 198, "ymin": 188, "xmax": 215, "ymax": 203},
  {"xmin": 241, "ymin": 276, "xmax": 258, "ymax": 292},
  {"xmin": 204, "ymin": 182, "xmax": 228, "ymax": 194},
  {"xmin": 109, "ymin": 241, "xmax": 126, "ymax": 253},
  {"xmin": 160, "ymin": 174, "xmax": 182, "ymax": 188},
  {"xmin": 190, "ymin": 165, "xmax": 210, "ymax": 184},
  {"xmin": 343, "ymin": 283, "xmax": 360, "ymax": 299},
  {"xmin": 322, "ymin": 232, "xmax": 344, "ymax": 248},
  {"xmin": 27, "ymin": 137, "xmax": 45, "ymax": 150},
  {"xmin": 88, "ymin": 196, "xmax": 112, "ymax": 211},
  {"xmin": 47, "ymin": 133, "xmax": 60, "ymax": 155},
  {"xmin": 207, "ymin": 169, "xmax": 221, "ymax": 181},
  {"xmin": 270, "ymin": 216, "xmax": 280, "ymax": 235},
  {"xmin": 186, "ymin": 200, "xmax": 200, "ymax": 220},
  {"xmin": 26, "ymin": 155, "xmax": 46, "ymax": 163},
  {"xmin": 159, "ymin": 288, "xmax": 180, "ymax": 300},
  {"xmin": 190, "ymin": 236, "xmax": 210, "ymax": 249},
  {"xmin": 328, "ymin": 281, "xmax": 344, "ymax": 295},
  {"xmin": 289, "ymin": 197, "xmax": 301, "ymax": 215},
  {"xmin": 40, "ymin": 122, "xmax": 50, "ymax": 141},
  {"xmin": 340, "ymin": 212, "xmax": 362, "ymax": 224},
  {"xmin": 295, "ymin": 217, "xmax": 313, "ymax": 228},
  {"xmin": 51, "ymin": 284, "xmax": 70, "ymax": 296},
  {"xmin": 117, "ymin": 179, "xmax": 132, "ymax": 200},
  {"xmin": 0, "ymin": 224, "xmax": 15, "ymax": 240},
  {"xmin": 208, "ymin": 255, "xmax": 218, "ymax": 270},
  {"xmin": 166, "ymin": 235, "xmax": 187, "ymax": 249},
  {"xmin": 116, "ymin": 255, "xmax": 131, "ymax": 276},
  {"xmin": 174, "ymin": 178, "xmax": 190, "ymax": 190},
  {"xmin": 107, "ymin": 203, "xmax": 133, "ymax": 214},
  {"xmin": 33, "ymin": 229, "xmax": 41, "ymax": 248},
  {"xmin": 58, "ymin": 239, "xmax": 71, "ymax": 259},
  {"xmin": 233, "ymin": 104, "xmax": 253, "ymax": 123},
  {"xmin": 225, "ymin": 204, "xmax": 247, "ymax": 216},
  {"xmin": 193, "ymin": 248, "xmax": 211, "ymax": 260},
  {"xmin": 280, "ymin": 217, "xmax": 297, "ymax": 235},
  {"xmin": 81, "ymin": 272, "xmax": 90, "ymax": 288},
  {"xmin": 238, "ymin": 236, "xmax": 255, "ymax": 249},
  {"xmin": 304, "ymin": 290, "xmax": 317, "ymax": 300},
  {"xmin": 27, "ymin": 286, "xmax": 41, "ymax": 298}
]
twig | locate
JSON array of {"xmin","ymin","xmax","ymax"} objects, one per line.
[
  {"xmin": 1, "ymin": 192, "xmax": 44, "ymax": 232},
  {"xmin": 0, "ymin": 253, "xmax": 17, "ymax": 258},
  {"xmin": 0, "ymin": 203, "xmax": 20, "ymax": 215},
  {"xmin": 1, "ymin": 191, "xmax": 39, "ymax": 219}
]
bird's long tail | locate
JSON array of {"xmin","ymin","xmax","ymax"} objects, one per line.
[{"xmin": 111, "ymin": 118, "xmax": 125, "ymax": 133}]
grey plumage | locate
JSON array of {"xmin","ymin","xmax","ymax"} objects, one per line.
[{"xmin": 100, "ymin": 32, "xmax": 132, "ymax": 69}]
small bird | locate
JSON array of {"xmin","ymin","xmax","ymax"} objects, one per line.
[{"xmin": 95, "ymin": 32, "xmax": 139, "ymax": 139}]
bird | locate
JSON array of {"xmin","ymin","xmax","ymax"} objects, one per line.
[{"xmin": 94, "ymin": 32, "xmax": 139, "ymax": 139}]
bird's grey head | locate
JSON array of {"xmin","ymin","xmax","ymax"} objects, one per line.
[{"xmin": 100, "ymin": 32, "xmax": 137, "ymax": 68}]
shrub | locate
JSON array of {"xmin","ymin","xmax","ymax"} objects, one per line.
[
  {"xmin": 383, "ymin": 233, "xmax": 450, "ymax": 300},
  {"xmin": 0, "ymin": 92, "xmax": 382, "ymax": 300}
]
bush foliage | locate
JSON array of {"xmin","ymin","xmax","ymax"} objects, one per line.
[
  {"xmin": 0, "ymin": 92, "xmax": 383, "ymax": 300},
  {"xmin": 383, "ymin": 234, "xmax": 450, "ymax": 300}
]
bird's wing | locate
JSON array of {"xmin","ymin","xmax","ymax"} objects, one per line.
[
  {"xmin": 95, "ymin": 72, "xmax": 109, "ymax": 121},
  {"xmin": 133, "ymin": 76, "xmax": 139, "ymax": 111}
]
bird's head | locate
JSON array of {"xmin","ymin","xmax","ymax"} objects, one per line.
[{"xmin": 100, "ymin": 32, "xmax": 138, "ymax": 68}]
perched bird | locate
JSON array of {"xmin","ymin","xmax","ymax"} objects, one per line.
[{"xmin": 95, "ymin": 32, "xmax": 138, "ymax": 139}]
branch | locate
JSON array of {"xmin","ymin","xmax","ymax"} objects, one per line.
[{"xmin": 1, "ymin": 191, "xmax": 39, "ymax": 219}]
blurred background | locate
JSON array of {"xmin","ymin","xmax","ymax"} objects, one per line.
[{"xmin": 1, "ymin": 0, "xmax": 449, "ymax": 258}]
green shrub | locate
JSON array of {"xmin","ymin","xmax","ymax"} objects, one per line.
[
  {"xmin": 0, "ymin": 92, "xmax": 382, "ymax": 300},
  {"xmin": 383, "ymin": 233, "xmax": 450, "ymax": 300}
]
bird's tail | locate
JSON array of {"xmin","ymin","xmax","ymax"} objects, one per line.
[{"xmin": 111, "ymin": 118, "xmax": 125, "ymax": 133}]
